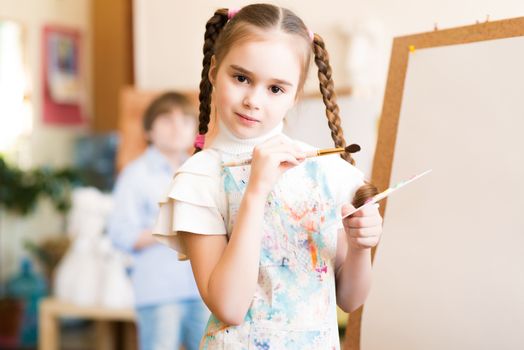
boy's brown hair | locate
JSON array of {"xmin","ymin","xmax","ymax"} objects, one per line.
[{"xmin": 143, "ymin": 92, "xmax": 197, "ymax": 142}]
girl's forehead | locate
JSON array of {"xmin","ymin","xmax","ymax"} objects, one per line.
[{"xmin": 220, "ymin": 35, "xmax": 303, "ymax": 83}]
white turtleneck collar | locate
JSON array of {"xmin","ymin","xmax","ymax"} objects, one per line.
[{"xmin": 209, "ymin": 120, "xmax": 284, "ymax": 155}]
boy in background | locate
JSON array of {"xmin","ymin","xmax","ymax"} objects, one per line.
[{"xmin": 107, "ymin": 92, "xmax": 209, "ymax": 350}]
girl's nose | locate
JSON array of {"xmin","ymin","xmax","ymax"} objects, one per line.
[{"xmin": 242, "ymin": 87, "xmax": 263, "ymax": 110}]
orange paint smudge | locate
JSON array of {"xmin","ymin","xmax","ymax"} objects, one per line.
[
  {"xmin": 284, "ymin": 202, "xmax": 308, "ymax": 221},
  {"xmin": 303, "ymin": 220, "xmax": 316, "ymax": 232},
  {"xmin": 205, "ymin": 325, "xmax": 230, "ymax": 338},
  {"xmin": 308, "ymin": 234, "xmax": 318, "ymax": 268}
]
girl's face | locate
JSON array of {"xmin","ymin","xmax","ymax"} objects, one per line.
[{"xmin": 210, "ymin": 33, "xmax": 302, "ymax": 139}]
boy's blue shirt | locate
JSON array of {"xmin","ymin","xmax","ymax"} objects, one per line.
[{"xmin": 107, "ymin": 146, "xmax": 200, "ymax": 306}]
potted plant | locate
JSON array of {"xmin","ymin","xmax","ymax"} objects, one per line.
[{"xmin": 0, "ymin": 156, "xmax": 82, "ymax": 348}]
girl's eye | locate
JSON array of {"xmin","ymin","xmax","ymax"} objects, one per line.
[
  {"xmin": 270, "ymin": 85, "xmax": 283, "ymax": 94},
  {"xmin": 235, "ymin": 75, "xmax": 248, "ymax": 83}
]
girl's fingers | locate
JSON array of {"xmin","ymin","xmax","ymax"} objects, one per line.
[
  {"xmin": 290, "ymin": 141, "xmax": 307, "ymax": 159},
  {"xmin": 269, "ymin": 152, "xmax": 302, "ymax": 167},
  {"xmin": 341, "ymin": 204, "xmax": 356, "ymax": 217},
  {"xmin": 349, "ymin": 236, "xmax": 379, "ymax": 249},
  {"xmin": 350, "ymin": 203, "xmax": 380, "ymax": 217},
  {"xmin": 345, "ymin": 214, "xmax": 383, "ymax": 229},
  {"xmin": 346, "ymin": 226, "xmax": 381, "ymax": 238},
  {"xmin": 258, "ymin": 135, "xmax": 305, "ymax": 154},
  {"xmin": 259, "ymin": 145, "xmax": 305, "ymax": 167},
  {"xmin": 258, "ymin": 135, "xmax": 301, "ymax": 151},
  {"xmin": 265, "ymin": 143, "xmax": 306, "ymax": 159}
]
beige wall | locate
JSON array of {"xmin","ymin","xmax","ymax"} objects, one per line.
[
  {"xmin": 133, "ymin": 0, "xmax": 524, "ymax": 97},
  {"xmin": 0, "ymin": 0, "xmax": 92, "ymax": 168},
  {"xmin": 0, "ymin": 0, "xmax": 91, "ymax": 281}
]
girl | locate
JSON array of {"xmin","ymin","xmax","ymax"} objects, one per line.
[{"xmin": 154, "ymin": 4, "xmax": 383, "ymax": 349}]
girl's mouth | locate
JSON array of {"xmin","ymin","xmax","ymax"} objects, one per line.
[{"xmin": 236, "ymin": 112, "xmax": 260, "ymax": 125}]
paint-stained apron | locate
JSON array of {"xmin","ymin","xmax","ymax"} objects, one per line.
[{"xmin": 200, "ymin": 155, "xmax": 341, "ymax": 350}]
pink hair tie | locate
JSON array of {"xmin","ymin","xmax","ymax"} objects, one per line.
[
  {"xmin": 228, "ymin": 7, "xmax": 241, "ymax": 20},
  {"xmin": 194, "ymin": 134, "xmax": 206, "ymax": 149},
  {"xmin": 308, "ymin": 29, "xmax": 314, "ymax": 42}
]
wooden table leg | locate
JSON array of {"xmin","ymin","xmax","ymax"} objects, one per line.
[
  {"xmin": 95, "ymin": 320, "xmax": 115, "ymax": 350},
  {"xmin": 39, "ymin": 300, "xmax": 59, "ymax": 350},
  {"xmin": 123, "ymin": 321, "xmax": 137, "ymax": 350}
]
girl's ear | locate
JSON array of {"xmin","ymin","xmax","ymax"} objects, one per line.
[{"xmin": 208, "ymin": 55, "xmax": 217, "ymax": 85}]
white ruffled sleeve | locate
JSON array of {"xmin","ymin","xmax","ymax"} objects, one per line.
[{"xmin": 153, "ymin": 150, "xmax": 227, "ymax": 260}]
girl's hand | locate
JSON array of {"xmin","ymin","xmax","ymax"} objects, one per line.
[
  {"xmin": 341, "ymin": 203, "xmax": 383, "ymax": 250},
  {"xmin": 247, "ymin": 135, "xmax": 306, "ymax": 197}
]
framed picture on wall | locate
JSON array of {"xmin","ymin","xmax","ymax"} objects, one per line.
[{"xmin": 42, "ymin": 25, "xmax": 84, "ymax": 125}]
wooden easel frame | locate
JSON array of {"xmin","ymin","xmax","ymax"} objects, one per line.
[{"xmin": 343, "ymin": 16, "xmax": 524, "ymax": 350}]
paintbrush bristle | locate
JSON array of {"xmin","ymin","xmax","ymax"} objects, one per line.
[{"xmin": 345, "ymin": 144, "xmax": 361, "ymax": 153}]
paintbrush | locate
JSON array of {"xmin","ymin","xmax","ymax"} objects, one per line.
[
  {"xmin": 221, "ymin": 144, "xmax": 362, "ymax": 167},
  {"xmin": 342, "ymin": 169, "xmax": 433, "ymax": 218}
]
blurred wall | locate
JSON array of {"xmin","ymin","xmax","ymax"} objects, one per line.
[
  {"xmin": 0, "ymin": 0, "xmax": 91, "ymax": 282},
  {"xmin": 0, "ymin": 0, "xmax": 92, "ymax": 168},
  {"xmin": 133, "ymin": 0, "xmax": 524, "ymax": 98}
]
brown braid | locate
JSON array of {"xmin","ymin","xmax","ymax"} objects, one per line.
[
  {"xmin": 312, "ymin": 33, "xmax": 379, "ymax": 207},
  {"xmin": 194, "ymin": 8, "xmax": 229, "ymax": 154},
  {"xmin": 311, "ymin": 34, "xmax": 351, "ymax": 163}
]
